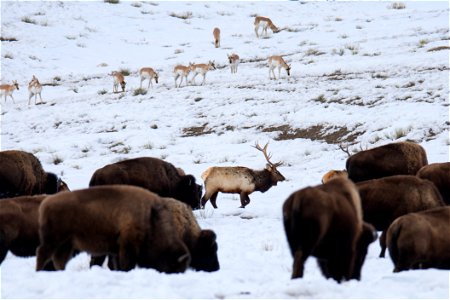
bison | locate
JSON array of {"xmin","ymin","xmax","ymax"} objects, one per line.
[
  {"xmin": 344, "ymin": 141, "xmax": 428, "ymax": 183},
  {"xmin": 89, "ymin": 157, "xmax": 202, "ymax": 209},
  {"xmin": 91, "ymin": 197, "xmax": 220, "ymax": 272},
  {"xmin": 416, "ymin": 162, "xmax": 450, "ymax": 205},
  {"xmin": 283, "ymin": 177, "xmax": 377, "ymax": 283},
  {"xmin": 356, "ymin": 175, "xmax": 445, "ymax": 257},
  {"xmin": 201, "ymin": 142, "xmax": 285, "ymax": 209},
  {"xmin": 387, "ymin": 206, "xmax": 450, "ymax": 272},
  {"xmin": 36, "ymin": 185, "xmax": 191, "ymax": 273},
  {"xmin": 0, "ymin": 150, "xmax": 69, "ymax": 198}
]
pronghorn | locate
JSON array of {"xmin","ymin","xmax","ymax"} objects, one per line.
[
  {"xmin": 173, "ymin": 64, "xmax": 192, "ymax": 88},
  {"xmin": 254, "ymin": 16, "xmax": 279, "ymax": 38},
  {"xmin": 139, "ymin": 67, "xmax": 159, "ymax": 89},
  {"xmin": 268, "ymin": 55, "xmax": 291, "ymax": 80},
  {"xmin": 28, "ymin": 75, "xmax": 43, "ymax": 105},
  {"xmin": 227, "ymin": 53, "xmax": 240, "ymax": 74},
  {"xmin": 0, "ymin": 80, "xmax": 19, "ymax": 103},
  {"xmin": 190, "ymin": 61, "xmax": 216, "ymax": 86},
  {"xmin": 112, "ymin": 71, "xmax": 126, "ymax": 93},
  {"xmin": 213, "ymin": 27, "xmax": 221, "ymax": 48}
]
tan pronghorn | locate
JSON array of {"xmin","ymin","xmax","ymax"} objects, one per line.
[
  {"xmin": 112, "ymin": 71, "xmax": 126, "ymax": 93},
  {"xmin": 28, "ymin": 75, "xmax": 44, "ymax": 105},
  {"xmin": 190, "ymin": 61, "xmax": 216, "ymax": 86},
  {"xmin": 213, "ymin": 27, "xmax": 221, "ymax": 48},
  {"xmin": 139, "ymin": 67, "xmax": 159, "ymax": 89},
  {"xmin": 268, "ymin": 55, "xmax": 291, "ymax": 80},
  {"xmin": 227, "ymin": 53, "xmax": 240, "ymax": 74},
  {"xmin": 254, "ymin": 16, "xmax": 279, "ymax": 38},
  {"xmin": 0, "ymin": 80, "xmax": 19, "ymax": 103},
  {"xmin": 173, "ymin": 64, "xmax": 192, "ymax": 88}
]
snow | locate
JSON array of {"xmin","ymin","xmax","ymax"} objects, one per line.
[{"xmin": 1, "ymin": 0, "xmax": 449, "ymax": 298}]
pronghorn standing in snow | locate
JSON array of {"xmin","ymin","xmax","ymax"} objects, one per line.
[
  {"xmin": 213, "ymin": 27, "xmax": 221, "ymax": 48},
  {"xmin": 190, "ymin": 61, "xmax": 216, "ymax": 86},
  {"xmin": 227, "ymin": 53, "xmax": 240, "ymax": 74},
  {"xmin": 28, "ymin": 75, "xmax": 44, "ymax": 105},
  {"xmin": 0, "ymin": 80, "xmax": 19, "ymax": 103},
  {"xmin": 139, "ymin": 67, "xmax": 159, "ymax": 89},
  {"xmin": 112, "ymin": 71, "xmax": 126, "ymax": 93},
  {"xmin": 254, "ymin": 16, "xmax": 279, "ymax": 38},
  {"xmin": 268, "ymin": 55, "xmax": 291, "ymax": 80},
  {"xmin": 173, "ymin": 64, "xmax": 192, "ymax": 88}
]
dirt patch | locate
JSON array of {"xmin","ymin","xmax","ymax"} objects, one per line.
[
  {"xmin": 182, "ymin": 123, "xmax": 215, "ymax": 137},
  {"xmin": 259, "ymin": 124, "xmax": 363, "ymax": 144}
]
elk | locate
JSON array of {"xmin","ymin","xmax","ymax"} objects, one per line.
[
  {"xmin": 112, "ymin": 71, "xmax": 126, "ymax": 93},
  {"xmin": 227, "ymin": 53, "xmax": 240, "ymax": 74},
  {"xmin": 200, "ymin": 142, "xmax": 285, "ymax": 209},
  {"xmin": 0, "ymin": 80, "xmax": 19, "ymax": 103},
  {"xmin": 254, "ymin": 16, "xmax": 279, "ymax": 38},
  {"xmin": 28, "ymin": 75, "xmax": 43, "ymax": 105},
  {"xmin": 213, "ymin": 27, "xmax": 221, "ymax": 48},
  {"xmin": 268, "ymin": 55, "xmax": 291, "ymax": 80},
  {"xmin": 173, "ymin": 64, "xmax": 192, "ymax": 88},
  {"xmin": 190, "ymin": 61, "xmax": 216, "ymax": 86},
  {"xmin": 139, "ymin": 67, "xmax": 158, "ymax": 89}
]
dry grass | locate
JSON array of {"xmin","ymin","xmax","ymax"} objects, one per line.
[
  {"xmin": 427, "ymin": 45, "xmax": 450, "ymax": 52},
  {"xmin": 169, "ymin": 11, "xmax": 193, "ymax": 19}
]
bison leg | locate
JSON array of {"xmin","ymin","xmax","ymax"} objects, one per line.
[
  {"xmin": 209, "ymin": 192, "xmax": 219, "ymax": 209},
  {"xmin": 379, "ymin": 230, "xmax": 387, "ymax": 258},
  {"xmin": 292, "ymin": 250, "xmax": 307, "ymax": 279},
  {"xmin": 36, "ymin": 244, "xmax": 55, "ymax": 271},
  {"xmin": 0, "ymin": 244, "xmax": 8, "ymax": 265},
  {"xmin": 90, "ymin": 255, "xmax": 107, "ymax": 268},
  {"xmin": 239, "ymin": 193, "xmax": 250, "ymax": 208},
  {"xmin": 52, "ymin": 241, "xmax": 73, "ymax": 270}
]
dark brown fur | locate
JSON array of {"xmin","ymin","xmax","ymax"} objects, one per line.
[
  {"xmin": 417, "ymin": 162, "xmax": 450, "ymax": 205},
  {"xmin": 357, "ymin": 175, "xmax": 445, "ymax": 257},
  {"xmin": 282, "ymin": 178, "xmax": 376, "ymax": 283},
  {"xmin": 0, "ymin": 150, "xmax": 69, "ymax": 198},
  {"xmin": 89, "ymin": 157, "xmax": 202, "ymax": 209},
  {"xmin": 346, "ymin": 141, "xmax": 428, "ymax": 183},
  {"xmin": 36, "ymin": 185, "xmax": 191, "ymax": 273},
  {"xmin": 387, "ymin": 207, "xmax": 450, "ymax": 272}
]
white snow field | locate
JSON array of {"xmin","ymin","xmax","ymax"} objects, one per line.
[{"xmin": 0, "ymin": 1, "xmax": 449, "ymax": 298}]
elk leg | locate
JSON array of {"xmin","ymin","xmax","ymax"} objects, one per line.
[
  {"xmin": 379, "ymin": 230, "xmax": 387, "ymax": 258},
  {"xmin": 239, "ymin": 192, "xmax": 250, "ymax": 208},
  {"xmin": 210, "ymin": 192, "xmax": 219, "ymax": 209}
]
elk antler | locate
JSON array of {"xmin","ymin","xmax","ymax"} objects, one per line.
[
  {"xmin": 253, "ymin": 142, "xmax": 282, "ymax": 167},
  {"xmin": 339, "ymin": 143, "xmax": 352, "ymax": 157}
]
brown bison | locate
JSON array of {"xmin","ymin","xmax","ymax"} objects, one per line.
[
  {"xmin": 91, "ymin": 197, "xmax": 220, "ymax": 272},
  {"xmin": 89, "ymin": 157, "xmax": 202, "ymax": 209},
  {"xmin": 344, "ymin": 141, "xmax": 428, "ymax": 183},
  {"xmin": 0, "ymin": 195, "xmax": 49, "ymax": 265},
  {"xmin": 283, "ymin": 178, "xmax": 377, "ymax": 283},
  {"xmin": 387, "ymin": 206, "xmax": 450, "ymax": 272},
  {"xmin": 201, "ymin": 142, "xmax": 285, "ymax": 209},
  {"xmin": 36, "ymin": 185, "xmax": 191, "ymax": 273},
  {"xmin": 417, "ymin": 162, "xmax": 450, "ymax": 205},
  {"xmin": 0, "ymin": 150, "xmax": 69, "ymax": 198},
  {"xmin": 357, "ymin": 175, "xmax": 445, "ymax": 257}
]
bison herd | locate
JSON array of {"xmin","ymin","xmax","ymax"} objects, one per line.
[{"xmin": 0, "ymin": 140, "xmax": 449, "ymax": 284}]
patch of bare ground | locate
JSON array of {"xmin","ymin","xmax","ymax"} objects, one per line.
[
  {"xmin": 182, "ymin": 123, "xmax": 215, "ymax": 137},
  {"xmin": 427, "ymin": 46, "xmax": 450, "ymax": 52},
  {"xmin": 258, "ymin": 124, "xmax": 363, "ymax": 144}
]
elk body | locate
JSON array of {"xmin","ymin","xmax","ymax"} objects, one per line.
[
  {"xmin": 28, "ymin": 75, "xmax": 43, "ymax": 105},
  {"xmin": 254, "ymin": 16, "xmax": 279, "ymax": 38},
  {"xmin": 139, "ymin": 67, "xmax": 158, "ymax": 89},
  {"xmin": 173, "ymin": 64, "xmax": 192, "ymax": 88},
  {"xmin": 201, "ymin": 143, "xmax": 285, "ymax": 209},
  {"xmin": 416, "ymin": 162, "xmax": 450, "ymax": 204},
  {"xmin": 268, "ymin": 55, "xmax": 291, "ymax": 80},
  {"xmin": 0, "ymin": 80, "xmax": 19, "ymax": 103},
  {"xmin": 190, "ymin": 61, "xmax": 216, "ymax": 86},
  {"xmin": 227, "ymin": 53, "xmax": 240, "ymax": 74},
  {"xmin": 213, "ymin": 27, "xmax": 221, "ymax": 48},
  {"xmin": 112, "ymin": 71, "xmax": 126, "ymax": 93}
]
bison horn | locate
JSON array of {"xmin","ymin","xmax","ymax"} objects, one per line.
[{"xmin": 178, "ymin": 253, "xmax": 190, "ymax": 264}]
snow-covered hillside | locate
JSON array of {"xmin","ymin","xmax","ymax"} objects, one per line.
[{"xmin": 1, "ymin": 1, "xmax": 449, "ymax": 298}]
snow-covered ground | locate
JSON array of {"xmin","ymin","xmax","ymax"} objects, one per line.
[{"xmin": 1, "ymin": 1, "xmax": 449, "ymax": 298}]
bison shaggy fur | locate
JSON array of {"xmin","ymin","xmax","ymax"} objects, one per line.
[
  {"xmin": 89, "ymin": 157, "xmax": 202, "ymax": 209},
  {"xmin": 36, "ymin": 185, "xmax": 191, "ymax": 273},
  {"xmin": 0, "ymin": 150, "xmax": 68, "ymax": 198},
  {"xmin": 346, "ymin": 141, "xmax": 428, "ymax": 183},
  {"xmin": 416, "ymin": 162, "xmax": 450, "ymax": 205},
  {"xmin": 387, "ymin": 206, "xmax": 450, "ymax": 272},
  {"xmin": 357, "ymin": 175, "xmax": 445, "ymax": 257},
  {"xmin": 283, "ymin": 178, "xmax": 377, "ymax": 283}
]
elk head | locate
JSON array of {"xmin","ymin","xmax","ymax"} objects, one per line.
[{"xmin": 253, "ymin": 142, "xmax": 286, "ymax": 184}]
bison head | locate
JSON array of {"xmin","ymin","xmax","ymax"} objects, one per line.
[
  {"xmin": 176, "ymin": 175, "xmax": 202, "ymax": 210},
  {"xmin": 352, "ymin": 222, "xmax": 378, "ymax": 280},
  {"xmin": 191, "ymin": 230, "xmax": 220, "ymax": 272}
]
